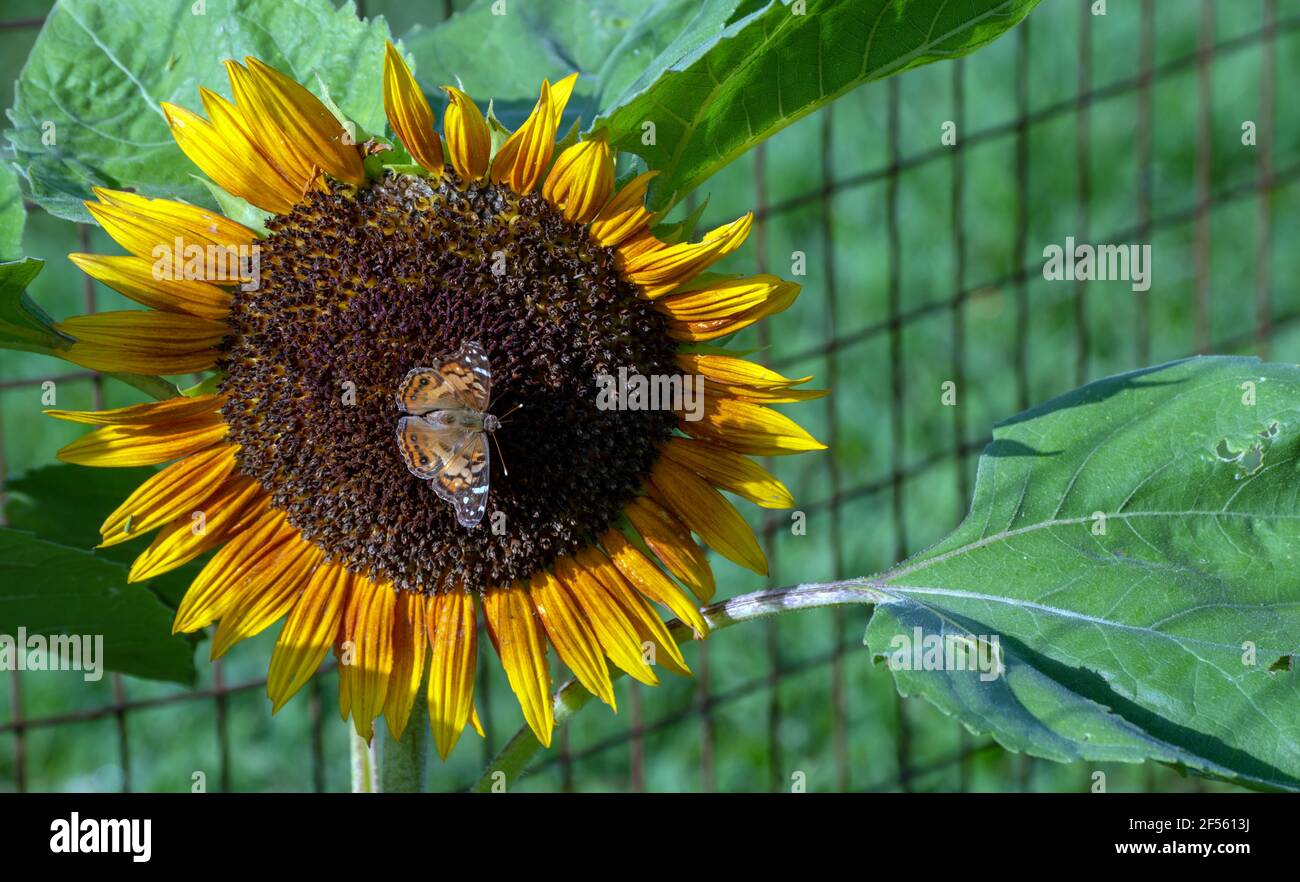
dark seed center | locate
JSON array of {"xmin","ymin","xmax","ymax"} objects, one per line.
[{"xmin": 218, "ymin": 173, "xmax": 677, "ymax": 593}]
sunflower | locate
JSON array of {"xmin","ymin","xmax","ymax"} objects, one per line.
[{"xmin": 46, "ymin": 45, "xmax": 825, "ymax": 758}]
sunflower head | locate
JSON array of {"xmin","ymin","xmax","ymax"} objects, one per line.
[{"xmin": 48, "ymin": 43, "xmax": 825, "ymax": 757}]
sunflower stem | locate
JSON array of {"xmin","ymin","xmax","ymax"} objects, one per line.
[
  {"xmin": 350, "ymin": 729, "xmax": 379, "ymax": 793},
  {"xmin": 470, "ymin": 580, "xmax": 880, "ymax": 792},
  {"xmin": 380, "ymin": 688, "xmax": 429, "ymax": 793}
]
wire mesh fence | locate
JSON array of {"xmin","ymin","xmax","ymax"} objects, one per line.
[{"xmin": 1, "ymin": 0, "xmax": 1295, "ymax": 792}]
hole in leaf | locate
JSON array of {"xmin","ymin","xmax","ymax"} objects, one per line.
[
  {"xmin": 1214, "ymin": 439, "xmax": 1241, "ymax": 462},
  {"xmin": 1268, "ymin": 655, "xmax": 1293, "ymax": 674},
  {"xmin": 1237, "ymin": 443, "xmax": 1265, "ymax": 478}
]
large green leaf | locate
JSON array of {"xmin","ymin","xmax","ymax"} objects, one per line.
[
  {"xmin": 0, "ymin": 529, "xmax": 196, "ymax": 684},
  {"xmin": 403, "ymin": 0, "xmax": 681, "ymax": 131},
  {"xmin": 6, "ymin": 0, "xmax": 393, "ymax": 222},
  {"xmin": 594, "ymin": 0, "xmax": 1039, "ymax": 209},
  {"xmin": 0, "ymin": 159, "xmax": 25, "ymax": 261},
  {"xmin": 5, "ymin": 464, "xmax": 203, "ymax": 610},
  {"xmin": 864, "ymin": 357, "xmax": 1300, "ymax": 791}
]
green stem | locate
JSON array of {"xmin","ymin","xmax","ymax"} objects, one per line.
[
  {"xmin": 350, "ymin": 729, "xmax": 379, "ymax": 793},
  {"xmin": 470, "ymin": 580, "xmax": 880, "ymax": 792},
  {"xmin": 381, "ymin": 688, "xmax": 429, "ymax": 792}
]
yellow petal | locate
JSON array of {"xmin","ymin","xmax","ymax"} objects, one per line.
[
  {"xmin": 614, "ymin": 229, "xmax": 662, "ymax": 262},
  {"xmin": 619, "ymin": 214, "xmax": 753, "ymax": 298},
  {"xmin": 426, "ymin": 589, "xmax": 478, "ymax": 760},
  {"xmin": 528, "ymin": 569, "xmax": 615, "ymax": 710},
  {"xmin": 483, "ymin": 583, "xmax": 553, "ymax": 748},
  {"xmin": 337, "ymin": 579, "xmax": 397, "ymax": 741},
  {"xmin": 490, "ymin": 73, "xmax": 577, "ymax": 194},
  {"xmin": 541, "ymin": 135, "xmax": 614, "ymax": 223},
  {"xmin": 200, "ymin": 86, "xmax": 320, "ymax": 205},
  {"xmin": 384, "ymin": 591, "xmax": 428, "ymax": 740},
  {"xmin": 647, "ymin": 458, "xmax": 767, "ymax": 576},
  {"xmin": 55, "ymin": 420, "xmax": 227, "ymax": 469},
  {"xmin": 127, "ymin": 478, "xmax": 267, "ymax": 582},
  {"xmin": 267, "ymin": 560, "xmax": 351, "ymax": 712},
  {"xmin": 661, "ymin": 436, "xmax": 794, "ymax": 509},
  {"xmin": 576, "ymin": 546, "xmax": 689, "ymax": 677},
  {"xmin": 47, "ymin": 393, "xmax": 223, "ymax": 427},
  {"xmin": 678, "ymin": 353, "xmax": 810, "ymax": 388},
  {"xmin": 382, "ymin": 42, "xmax": 444, "ymax": 176},
  {"xmin": 56, "ymin": 310, "xmax": 226, "ymax": 374},
  {"xmin": 601, "ymin": 527, "xmax": 708, "ymax": 639},
  {"xmin": 679, "ymin": 351, "xmax": 825, "ymax": 403},
  {"xmin": 243, "ymin": 57, "xmax": 366, "ymax": 186},
  {"xmin": 89, "ymin": 188, "xmax": 258, "ymax": 254},
  {"xmin": 703, "ymin": 379, "xmax": 826, "ymax": 404},
  {"xmin": 162, "ymin": 101, "xmax": 298, "ymax": 215},
  {"xmin": 623, "ymin": 496, "xmax": 716, "ymax": 602},
  {"xmin": 589, "ymin": 171, "xmax": 659, "ymax": 247},
  {"xmin": 69, "ymin": 254, "xmax": 231, "ymax": 320},
  {"xmin": 224, "ymin": 60, "xmax": 324, "ymax": 192},
  {"xmin": 666, "ymin": 282, "xmax": 800, "ymax": 341},
  {"xmin": 681, "ymin": 397, "xmax": 826, "ymax": 456},
  {"xmin": 441, "ymin": 86, "xmax": 491, "ymax": 181},
  {"xmin": 209, "ymin": 537, "xmax": 325, "ymax": 658},
  {"xmin": 173, "ymin": 508, "xmax": 294, "ymax": 633},
  {"xmin": 99, "ymin": 443, "xmax": 239, "ymax": 546},
  {"xmin": 553, "ymin": 554, "xmax": 658, "ymax": 686}
]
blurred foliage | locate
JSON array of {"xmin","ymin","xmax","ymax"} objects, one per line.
[{"xmin": 2, "ymin": 0, "xmax": 1298, "ymax": 792}]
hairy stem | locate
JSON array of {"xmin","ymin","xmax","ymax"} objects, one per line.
[
  {"xmin": 470, "ymin": 580, "xmax": 880, "ymax": 792},
  {"xmin": 350, "ymin": 729, "xmax": 379, "ymax": 793},
  {"xmin": 381, "ymin": 687, "xmax": 429, "ymax": 792}
]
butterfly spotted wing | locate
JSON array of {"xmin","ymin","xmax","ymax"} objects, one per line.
[
  {"xmin": 395, "ymin": 341, "xmax": 491, "ymax": 416},
  {"xmin": 395, "ymin": 415, "xmax": 491, "ymax": 528}
]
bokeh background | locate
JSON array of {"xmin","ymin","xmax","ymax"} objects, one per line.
[{"xmin": 2, "ymin": 0, "xmax": 1297, "ymax": 792}]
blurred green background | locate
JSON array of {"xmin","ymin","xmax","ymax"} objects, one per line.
[{"xmin": 2, "ymin": 0, "xmax": 1297, "ymax": 792}]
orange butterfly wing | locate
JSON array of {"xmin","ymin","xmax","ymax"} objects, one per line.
[
  {"xmin": 430, "ymin": 432, "xmax": 490, "ymax": 528},
  {"xmin": 394, "ymin": 340, "xmax": 494, "ymax": 528},
  {"xmin": 395, "ymin": 416, "xmax": 467, "ymax": 480},
  {"xmin": 395, "ymin": 341, "xmax": 491, "ymax": 416}
]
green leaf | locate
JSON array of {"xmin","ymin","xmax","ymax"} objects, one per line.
[
  {"xmin": 0, "ymin": 159, "xmax": 25, "ymax": 261},
  {"xmin": 6, "ymin": 0, "xmax": 393, "ymax": 222},
  {"xmin": 652, "ymin": 193, "xmax": 709, "ymax": 244},
  {"xmin": 0, "ymin": 257, "xmax": 180, "ymax": 400},
  {"xmin": 0, "ymin": 529, "xmax": 196, "ymax": 684},
  {"xmin": 865, "ymin": 356, "xmax": 1300, "ymax": 791},
  {"xmin": 593, "ymin": 0, "xmax": 1040, "ymax": 209},
  {"xmin": 0, "ymin": 257, "xmax": 72, "ymax": 355},
  {"xmin": 6, "ymin": 464, "xmax": 156, "ymax": 553},
  {"xmin": 199, "ymin": 178, "xmax": 271, "ymax": 236},
  {"xmin": 403, "ymin": 0, "xmax": 681, "ymax": 131},
  {"xmin": 5, "ymin": 464, "xmax": 204, "ymax": 613}
]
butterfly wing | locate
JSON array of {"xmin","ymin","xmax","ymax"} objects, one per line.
[
  {"xmin": 395, "ymin": 341, "xmax": 491, "ymax": 415},
  {"xmin": 395, "ymin": 415, "xmax": 469, "ymax": 480},
  {"xmin": 429, "ymin": 431, "xmax": 490, "ymax": 528}
]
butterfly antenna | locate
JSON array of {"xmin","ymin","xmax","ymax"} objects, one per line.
[
  {"xmin": 497, "ymin": 402, "xmax": 524, "ymax": 424},
  {"xmin": 490, "ymin": 430, "xmax": 509, "ymax": 478}
]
